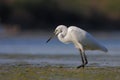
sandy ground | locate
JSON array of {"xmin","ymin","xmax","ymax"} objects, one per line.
[{"xmin": 0, "ymin": 64, "xmax": 120, "ymax": 80}]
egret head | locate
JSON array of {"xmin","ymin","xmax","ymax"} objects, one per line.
[
  {"xmin": 54, "ymin": 26, "xmax": 62, "ymax": 36},
  {"xmin": 55, "ymin": 25, "xmax": 67, "ymax": 35},
  {"xmin": 46, "ymin": 25, "xmax": 67, "ymax": 43}
]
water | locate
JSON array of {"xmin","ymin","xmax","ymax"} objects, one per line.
[{"xmin": 0, "ymin": 32, "xmax": 120, "ymax": 67}]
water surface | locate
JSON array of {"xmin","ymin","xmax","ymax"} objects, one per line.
[{"xmin": 0, "ymin": 32, "xmax": 120, "ymax": 67}]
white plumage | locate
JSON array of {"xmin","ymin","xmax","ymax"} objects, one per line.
[{"xmin": 47, "ymin": 25, "xmax": 108, "ymax": 68}]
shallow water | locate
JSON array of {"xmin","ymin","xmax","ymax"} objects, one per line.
[{"xmin": 0, "ymin": 32, "xmax": 120, "ymax": 67}]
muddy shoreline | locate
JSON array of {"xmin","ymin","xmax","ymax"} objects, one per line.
[{"xmin": 0, "ymin": 64, "xmax": 120, "ymax": 80}]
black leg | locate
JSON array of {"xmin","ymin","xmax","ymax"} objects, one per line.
[
  {"xmin": 84, "ymin": 51, "xmax": 88, "ymax": 65},
  {"xmin": 77, "ymin": 49, "xmax": 88, "ymax": 69}
]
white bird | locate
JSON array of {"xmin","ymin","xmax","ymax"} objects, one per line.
[{"xmin": 46, "ymin": 25, "xmax": 108, "ymax": 68}]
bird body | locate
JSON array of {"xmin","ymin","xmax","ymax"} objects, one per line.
[
  {"xmin": 47, "ymin": 25, "xmax": 108, "ymax": 68},
  {"xmin": 56, "ymin": 25, "xmax": 107, "ymax": 52}
]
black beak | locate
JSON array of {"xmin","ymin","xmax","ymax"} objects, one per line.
[
  {"xmin": 46, "ymin": 30, "xmax": 58, "ymax": 43},
  {"xmin": 46, "ymin": 32, "xmax": 55, "ymax": 43},
  {"xmin": 46, "ymin": 36, "xmax": 53, "ymax": 43}
]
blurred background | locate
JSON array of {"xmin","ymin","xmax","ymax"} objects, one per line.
[
  {"xmin": 0, "ymin": 0, "xmax": 120, "ymax": 67},
  {"xmin": 0, "ymin": 0, "xmax": 120, "ymax": 31}
]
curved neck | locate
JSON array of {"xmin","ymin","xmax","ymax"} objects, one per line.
[
  {"xmin": 62, "ymin": 27, "xmax": 67, "ymax": 36},
  {"xmin": 58, "ymin": 28, "xmax": 68, "ymax": 43}
]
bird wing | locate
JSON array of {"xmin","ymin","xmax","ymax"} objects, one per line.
[{"xmin": 68, "ymin": 26, "xmax": 108, "ymax": 52}]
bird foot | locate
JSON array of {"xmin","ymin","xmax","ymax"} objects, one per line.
[{"xmin": 76, "ymin": 64, "xmax": 85, "ymax": 69}]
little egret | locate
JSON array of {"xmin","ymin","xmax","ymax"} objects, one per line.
[{"xmin": 46, "ymin": 25, "xmax": 108, "ymax": 68}]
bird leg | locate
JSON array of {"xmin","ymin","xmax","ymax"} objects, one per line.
[
  {"xmin": 77, "ymin": 50, "xmax": 85, "ymax": 68},
  {"xmin": 84, "ymin": 52, "xmax": 88, "ymax": 65},
  {"xmin": 77, "ymin": 49, "xmax": 88, "ymax": 69}
]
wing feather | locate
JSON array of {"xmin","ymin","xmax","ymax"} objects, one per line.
[{"xmin": 68, "ymin": 26, "xmax": 108, "ymax": 52}]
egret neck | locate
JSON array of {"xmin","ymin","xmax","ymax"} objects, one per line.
[{"xmin": 57, "ymin": 26, "xmax": 68, "ymax": 43}]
